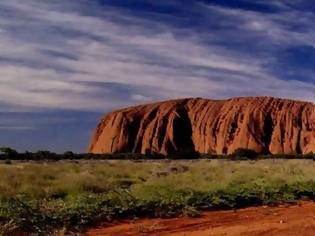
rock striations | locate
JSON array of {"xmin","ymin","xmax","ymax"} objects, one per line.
[{"xmin": 89, "ymin": 97, "xmax": 315, "ymax": 155}]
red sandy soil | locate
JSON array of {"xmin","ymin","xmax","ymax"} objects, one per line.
[{"xmin": 86, "ymin": 201, "xmax": 315, "ymax": 236}]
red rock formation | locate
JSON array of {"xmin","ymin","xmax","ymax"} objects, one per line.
[{"xmin": 89, "ymin": 97, "xmax": 315, "ymax": 155}]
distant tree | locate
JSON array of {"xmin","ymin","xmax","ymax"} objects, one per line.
[
  {"xmin": 0, "ymin": 147, "xmax": 18, "ymax": 159},
  {"xmin": 63, "ymin": 151, "xmax": 75, "ymax": 159},
  {"xmin": 34, "ymin": 150, "xmax": 56, "ymax": 160},
  {"xmin": 168, "ymin": 148, "xmax": 200, "ymax": 159},
  {"xmin": 231, "ymin": 148, "xmax": 258, "ymax": 159},
  {"xmin": 201, "ymin": 148, "xmax": 218, "ymax": 159},
  {"xmin": 304, "ymin": 152, "xmax": 314, "ymax": 160},
  {"xmin": 24, "ymin": 151, "xmax": 33, "ymax": 160}
]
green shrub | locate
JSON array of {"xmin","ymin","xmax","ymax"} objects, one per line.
[{"xmin": 231, "ymin": 148, "xmax": 258, "ymax": 159}]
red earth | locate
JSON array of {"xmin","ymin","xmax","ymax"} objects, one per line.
[{"xmin": 86, "ymin": 201, "xmax": 315, "ymax": 236}]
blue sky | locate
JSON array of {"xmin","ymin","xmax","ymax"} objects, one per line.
[{"xmin": 0, "ymin": 0, "xmax": 314, "ymax": 152}]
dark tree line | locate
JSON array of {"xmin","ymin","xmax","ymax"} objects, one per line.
[{"xmin": 0, "ymin": 147, "xmax": 314, "ymax": 161}]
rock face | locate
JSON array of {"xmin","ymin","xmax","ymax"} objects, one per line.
[{"xmin": 89, "ymin": 97, "xmax": 315, "ymax": 155}]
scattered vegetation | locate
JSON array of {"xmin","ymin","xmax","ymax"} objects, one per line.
[
  {"xmin": 0, "ymin": 159, "xmax": 314, "ymax": 235},
  {"xmin": 0, "ymin": 147, "xmax": 314, "ymax": 160}
]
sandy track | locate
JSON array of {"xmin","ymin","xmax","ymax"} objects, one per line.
[{"xmin": 86, "ymin": 201, "xmax": 315, "ymax": 236}]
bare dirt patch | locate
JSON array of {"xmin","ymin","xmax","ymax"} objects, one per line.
[{"xmin": 86, "ymin": 201, "xmax": 315, "ymax": 236}]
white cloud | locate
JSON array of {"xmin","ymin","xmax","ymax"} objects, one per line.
[
  {"xmin": 0, "ymin": 0, "xmax": 313, "ymax": 114},
  {"xmin": 203, "ymin": 3, "xmax": 315, "ymax": 47},
  {"xmin": 131, "ymin": 94, "xmax": 152, "ymax": 102}
]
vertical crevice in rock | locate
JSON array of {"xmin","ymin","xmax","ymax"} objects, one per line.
[
  {"xmin": 126, "ymin": 117, "xmax": 141, "ymax": 152},
  {"xmin": 295, "ymin": 106, "xmax": 304, "ymax": 154},
  {"xmin": 262, "ymin": 113, "xmax": 273, "ymax": 154},
  {"xmin": 158, "ymin": 117, "xmax": 168, "ymax": 150},
  {"xmin": 172, "ymin": 107, "xmax": 196, "ymax": 155},
  {"xmin": 144, "ymin": 108, "xmax": 159, "ymax": 152}
]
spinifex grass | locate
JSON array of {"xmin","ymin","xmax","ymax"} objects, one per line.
[{"xmin": 0, "ymin": 159, "xmax": 314, "ymax": 234}]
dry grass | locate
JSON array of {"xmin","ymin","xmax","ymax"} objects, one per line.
[
  {"xmin": 0, "ymin": 159, "xmax": 314, "ymax": 234},
  {"xmin": 0, "ymin": 159, "xmax": 314, "ymax": 199}
]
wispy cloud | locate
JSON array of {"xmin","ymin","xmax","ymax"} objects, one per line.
[
  {"xmin": 204, "ymin": 2, "xmax": 315, "ymax": 47},
  {"xmin": 0, "ymin": 0, "xmax": 313, "ymax": 114}
]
